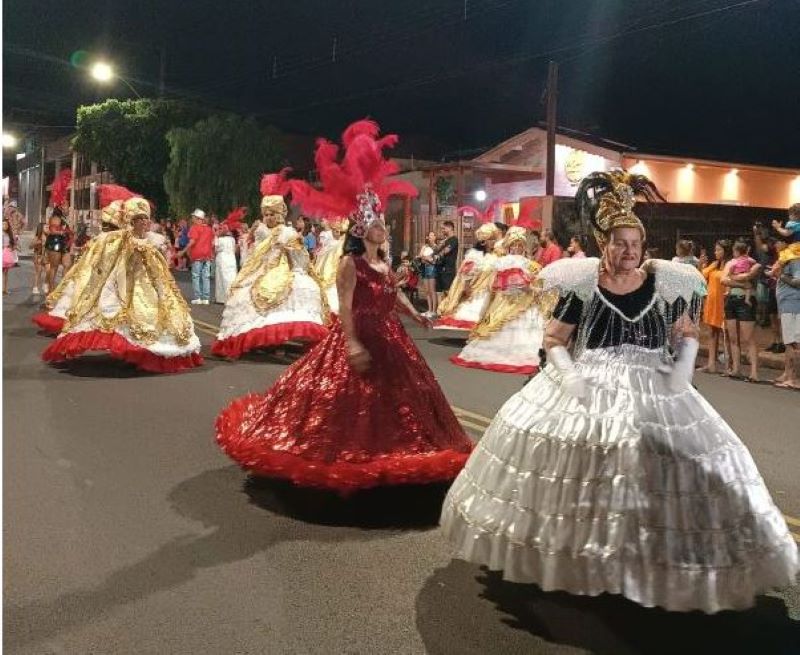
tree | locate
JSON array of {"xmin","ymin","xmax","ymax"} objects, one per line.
[
  {"xmin": 73, "ymin": 99, "xmax": 206, "ymax": 213},
  {"xmin": 164, "ymin": 114, "xmax": 284, "ymax": 219}
]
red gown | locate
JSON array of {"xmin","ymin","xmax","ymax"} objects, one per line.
[{"xmin": 216, "ymin": 255, "xmax": 473, "ymax": 494}]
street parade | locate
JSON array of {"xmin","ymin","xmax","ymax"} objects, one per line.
[{"xmin": 3, "ymin": 1, "xmax": 800, "ymax": 653}]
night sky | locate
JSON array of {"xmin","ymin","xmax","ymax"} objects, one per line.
[{"xmin": 4, "ymin": 0, "xmax": 800, "ymax": 167}]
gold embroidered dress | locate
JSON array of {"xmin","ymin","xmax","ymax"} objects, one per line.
[{"xmin": 41, "ymin": 197, "xmax": 202, "ymax": 373}]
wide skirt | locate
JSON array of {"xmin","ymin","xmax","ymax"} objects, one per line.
[{"xmin": 440, "ymin": 345, "xmax": 798, "ymax": 613}]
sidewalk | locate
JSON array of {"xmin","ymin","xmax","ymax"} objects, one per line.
[{"xmin": 697, "ymin": 325, "xmax": 785, "ymax": 371}]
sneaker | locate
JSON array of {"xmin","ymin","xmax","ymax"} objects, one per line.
[
  {"xmin": 201, "ymin": 299, "xmax": 210, "ymax": 305},
  {"xmin": 191, "ymin": 299, "xmax": 203, "ymax": 305},
  {"xmin": 31, "ymin": 287, "xmax": 40, "ymax": 295}
]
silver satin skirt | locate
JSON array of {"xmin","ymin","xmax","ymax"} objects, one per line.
[{"xmin": 440, "ymin": 345, "xmax": 799, "ymax": 613}]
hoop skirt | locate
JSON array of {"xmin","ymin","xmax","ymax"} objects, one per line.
[
  {"xmin": 41, "ymin": 231, "xmax": 203, "ymax": 373},
  {"xmin": 211, "ymin": 226, "xmax": 328, "ymax": 359},
  {"xmin": 441, "ymin": 259, "xmax": 799, "ymax": 613},
  {"xmin": 435, "ymin": 250, "xmax": 495, "ymax": 331},
  {"xmin": 216, "ymin": 256, "xmax": 473, "ymax": 494}
]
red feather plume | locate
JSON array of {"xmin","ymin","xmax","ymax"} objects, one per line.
[
  {"xmin": 98, "ymin": 184, "xmax": 137, "ymax": 208},
  {"xmin": 290, "ymin": 119, "xmax": 417, "ymax": 220},
  {"xmin": 49, "ymin": 170, "xmax": 73, "ymax": 207},
  {"xmin": 223, "ymin": 206, "xmax": 248, "ymax": 231},
  {"xmin": 260, "ymin": 167, "xmax": 292, "ymax": 197}
]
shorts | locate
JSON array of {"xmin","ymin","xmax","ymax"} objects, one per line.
[
  {"xmin": 421, "ymin": 264, "xmax": 436, "ymax": 279},
  {"xmin": 724, "ymin": 295, "xmax": 756, "ymax": 322},
  {"xmin": 781, "ymin": 313, "xmax": 800, "ymax": 345},
  {"xmin": 436, "ymin": 268, "xmax": 455, "ymax": 293}
]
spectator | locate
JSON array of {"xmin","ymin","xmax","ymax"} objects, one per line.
[
  {"xmin": 3, "ymin": 217, "xmax": 18, "ymax": 294},
  {"xmin": 773, "ymin": 237, "xmax": 800, "ymax": 389},
  {"xmin": 179, "ymin": 209, "xmax": 214, "ymax": 305},
  {"xmin": 434, "ymin": 220, "xmax": 458, "ymax": 301},
  {"xmin": 538, "ymin": 228, "xmax": 563, "ymax": 266},
  {"xmin": 214, "ymin": 223, "xmax": 238, "ymax": 303},
  {"xmin": 699, "ymin": 240, "xmax": 732, "ymax": 374},
  {"xmin": 176, "ymin": 218, "xmax": 190, "ymax": 270},
  {"xmin": 31, "ymin": 221, "xmax": 46, "ymax": 296},
  {"xmin": 721, "ymin": 240, "xmax": 762, "ymax": 382},
  {"xmin": 395, "ymin": 251, "xmax": 419, "ymax": 304},
  {"xmin": 770, "ymin": 204, "xmax": 800, "ymax": 275},
  {"xmin": 672, "ymin": 239, "xmax": 700, "ymax": 268},
  {"xmin": 698, "ymin": 246, "xmax": 709, "ymax": 269},
  {"xmin": 146, "ymin": 221, "xmax": 170, "ymax": 257},
  {"xmin": 529, "ymin": 230, "xmax": 542, "ymax": 262},
  {"xmin": 752, "ymin": 225, "xmax": 783, "ymax": 352},
  {"xmin": 418, "ymin": 231, "xmax": 438, "ymax": 317},
  {"xmin": 294, "ymin": 216, "xmax": 317, "ymax": 254},
  {"xmin": 567, "ymin": 235, "xmax": 587, "ymax": 258}
]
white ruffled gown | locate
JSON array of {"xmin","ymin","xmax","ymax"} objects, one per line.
[
  {"xmin": 211, "ymin": 225, "xmax": 328, "ymax": 359},
  {"xmin": 214, "ymin": 235, "xmax": 238, "ymax": 303},
  {"xmin": 452, "ymin": 254, "xmax": 545, "ymax": 374},
  {"xmin": 441, "ymin": 258, "xmax": 798, "ymax": 613}
]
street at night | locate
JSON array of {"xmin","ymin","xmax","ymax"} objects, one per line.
[{"xmin": 4, "ymin": 265, "xmax": 799, "ymax": 653}]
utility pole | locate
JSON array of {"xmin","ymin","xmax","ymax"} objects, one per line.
[
  {"xmin": 545, "ymin": 60, "xmax": 558, "ymax": 197},
  {"xmin": 158, "ymin": 46, "xmax": 166, "ymax": 96}
]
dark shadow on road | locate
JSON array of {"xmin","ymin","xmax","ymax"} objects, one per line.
[
  {"xmin": 43, "ymin": 356, "xmax": 217, "ymax": 379},
  {"xmin": 4, "ymin": 465, "xmax": 431, "ymax": 650},
  {"xmin": 428, "ymin": 337, "xmax": 467, "ymax": 349},
  {"xmin": 416, "ymin": 562, "xmax": 800, "ymax": 655},
  {"xmin": 244, "ymin": 476, "xmax": 449, "ymax": 529}
]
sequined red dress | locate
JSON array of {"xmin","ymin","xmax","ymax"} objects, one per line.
[{"xmin": 216, "ymin": 255, "xmax": 473, "ymax": 494}]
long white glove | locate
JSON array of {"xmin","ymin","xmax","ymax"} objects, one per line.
[
  {"xmin": 661, "ymin": 337, "xmax": 700, "ymax": 393},
  {"xmin": 548, "ymin": 345, "xmax": 588, "ymax": 402}
]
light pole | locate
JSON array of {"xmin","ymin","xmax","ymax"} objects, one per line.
[
  {"xmin": 2, "ymin": 133, "xmax": 19, "ymax": 149},
  {"xmin": 90, "ymin": 61, "xmax": 142, "ymax": 99}
]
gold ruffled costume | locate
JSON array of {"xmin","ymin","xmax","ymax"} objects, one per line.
[
  {"xmin": 438, "ymin": 223, "xmax": 501, "ymax": 318},
  {"xmin": 44, "ymin": 198, "xmax": 197, "ymax": 350}
]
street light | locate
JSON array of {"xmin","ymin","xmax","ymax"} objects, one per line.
[
  {"xmin": 474, "ymin": 189, "xmax": 487, "ymax": 202},
  {"xmin": 2, "ymin": 133, "xmax": 19, "ymax": 149},
  {"xmin": 89, "ymin": 61, "xmax": 142, "ymax": 98}
]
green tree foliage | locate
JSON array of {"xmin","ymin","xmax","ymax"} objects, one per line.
[
  {"xmin": 72, "ymin": 99, "xmax": 205, "ymax": 213},
  {"xmin": 164, "ymin": 114, "xmax": 284, "ymax": 220}
]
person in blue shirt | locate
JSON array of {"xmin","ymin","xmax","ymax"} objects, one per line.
[{"xmin": 294, "ymin": 216, "xmax": 317, "ymax": 255}]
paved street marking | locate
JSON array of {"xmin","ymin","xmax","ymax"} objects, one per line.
[
  {"xmin": 451, "ymin": 406, "xmax": 492, "ymax": 426},
  {"xmin": 458, "ymin": 417, "xmax": 490, "ymax": 432},
  {"xmin": 192, "ymin": 317, "xmax": 220, "ymax": 333}
]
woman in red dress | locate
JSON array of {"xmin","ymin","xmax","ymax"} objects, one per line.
[{"xmin": 215, "ymin": 120, "xmax": 473, "ymax": 494}]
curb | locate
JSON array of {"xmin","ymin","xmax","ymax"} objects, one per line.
[{"xmin": 698, "ymin": 346, "xmax": 784, "ymax": 371}]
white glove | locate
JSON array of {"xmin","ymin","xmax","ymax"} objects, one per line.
[
  {"xmin": 659, "ymin": 337, "xmax": 699, "ymax": 393},
  {"xmin": 548, "ymin": 345, "xmax": 588, "ymax": 401}
]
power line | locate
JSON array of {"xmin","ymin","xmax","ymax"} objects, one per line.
[{"xmin": 253, "ymin": 0, "xmax": 766, "ymax": 118}]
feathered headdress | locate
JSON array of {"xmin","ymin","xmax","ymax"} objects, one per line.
[
  {"xmin": 99, "ymin": 184, "xmax": 139, "ymax": 228},
  {"xmin": 223, "ymin": 206, "xmax": 248, "ymax": 232},
  {"xmin": 260, "ymin": 167, "xmax": 291, "ymax": 216},
  {"xmin": 457, "ymin": 199, "xmax": 503, "ymax": 225},
  {"xmin": 49, "ymin": 170, "xmax": 72, "ymax": 208},
  {"xmin": 575, "ymin": 169, "xmax": 664, "ymax": 247},
  {"xmin": 289, "ymin": 119, "xmax": 417, "ymax": 237}
]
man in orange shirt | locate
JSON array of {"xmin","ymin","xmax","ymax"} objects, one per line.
[{"xmin": 179, "ymin": 209, "xmax": 215, "ymax": 304}]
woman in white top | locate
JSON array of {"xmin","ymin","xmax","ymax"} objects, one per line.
[
  {"xmin": 214, "ymin": 224, "xmax": 238, "ymax": 303},
  {"xmin": 418, "ymin": 231, "xmax": 438, "ymax": 317}
]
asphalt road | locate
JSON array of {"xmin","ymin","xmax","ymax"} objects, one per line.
[{"xmin": 3, "ymin": 262, "xmax": 800, "ymax": 654}]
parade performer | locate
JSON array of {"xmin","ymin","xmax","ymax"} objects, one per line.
[
  {"xmin": 313, "ymin": 216, "xmax": 348, "ymax": 314},
  {"xmin": 44, "ymin": 170, "xmax": 73, "ymax": 292},
  {"xmin": 441, "ymin": 170, "xmax": 798, "ymax": 613},
  {"xmin": 41, "ymin": 187, "xmax": 203, "ymax": 373},
  {"xmin": 451, "ymin": 226, "xmax": 547, "ymax": 374},
  {"xmin": 32, "ymin": 185, "xmax": 135, "ymax": 335},
  {"xmin": 216, "ymin": 120, "xmax": 473, "ymax": 494},
  {"xmin": 434, "ymin": 220, "xmax": 502, "ymax": 331},
  {"xmin": 210, "ymin": 170, "xmax": 329, "ymax": 359}
]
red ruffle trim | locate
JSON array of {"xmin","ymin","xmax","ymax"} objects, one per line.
[
  {"xmin": 211, "ymin": 321, "xmax": 328, "ymax": 359},
  {"xmin": 450, "ymin": 355, "xmax": 539, "ymax": 375},
  {"xmin": 216, "ymin": 393, "xmax": 471, "ymax": 495},
  {"xmin": 42, "ymin": 330, "xmax": 204, "ymax": 374},
  {"xmin": 32, "ymin": 312, "xmax": 65, "ymax": 335},
  {"xmin": 433, "ymin": 317, "xmax": 474, "ymax": 330}
]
